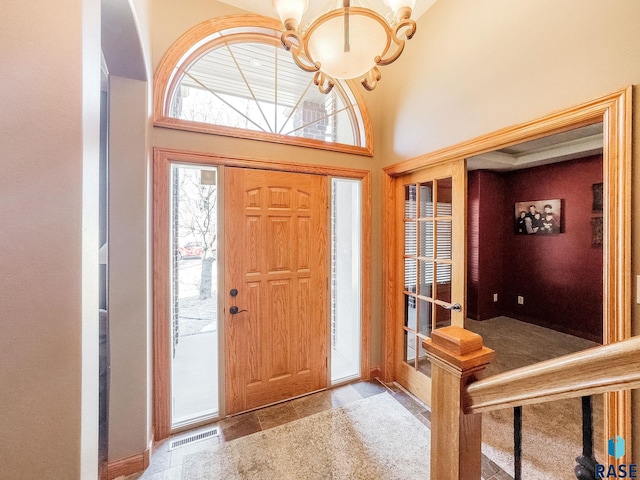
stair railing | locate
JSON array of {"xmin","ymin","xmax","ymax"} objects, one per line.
[{"xmin": 424, "ymin": 325, "xmax": 640, "ymax": 480}]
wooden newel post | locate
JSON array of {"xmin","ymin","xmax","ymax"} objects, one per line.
[{"xmin": 424, "ymin": 326, "xmax": 495, "ymax": 480}]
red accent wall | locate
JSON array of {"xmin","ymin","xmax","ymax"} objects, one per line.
[
  {"xmin": 467, "ymin": 155, "xmax": 603, "ymax": 342},
  {"xmin": 467, "ymin": 170, "xmax": 506, "ymax": 321}
]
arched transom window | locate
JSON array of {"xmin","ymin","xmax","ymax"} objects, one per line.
[{"xmin": 154, "ymin": 16, "xmax": 373, "ymax": 155}]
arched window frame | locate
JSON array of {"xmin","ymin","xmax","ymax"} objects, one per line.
[{"xmin": 153, "ymin": 14, "xmax": 374, "ymax": 156}]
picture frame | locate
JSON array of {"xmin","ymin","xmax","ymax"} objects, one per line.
[
  {"xmin": 591, "ymin": 216, "xmax": 603, "ymax": 247},
  {"xmin": 592, "ymin": 182, "xmax": 603, "ymax": 212},
  {"xmin": 515, "ymin": 199, "xmax": 562, "ymax": 235}
]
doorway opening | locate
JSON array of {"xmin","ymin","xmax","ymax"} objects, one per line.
[
  {"xmin": 466, "ymin": 123, "xmax": 604, "ymax": 343},
  {"xmin": 154, "ymin": 149, "xmax": 372, "ymax": 439},
  {"xmin": 170, "ymin": 164, "xmax": 220, "ymax": 429},
  {"xmin": 464, "ymin": 124, "xmax": 606, "ymax": 476},
  {"xmin": 383, "ymin": 87, "xmax": 631, "ymax": 471}
]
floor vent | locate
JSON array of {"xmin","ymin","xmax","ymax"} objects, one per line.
[{"xmin": 170, "ymin": 428, "xmax": 219, "ymax": 450}]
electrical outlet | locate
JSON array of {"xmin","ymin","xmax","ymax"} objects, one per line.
[
  {"xmin": 493, "ymin": 293, "xmax": 498, "ymax": 302},
  {"xmin": 517, "ymin": 295, "xmax": 524, "ymax": 305}
]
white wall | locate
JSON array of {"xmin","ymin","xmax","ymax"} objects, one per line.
[
  {"xmin": 103, "ymin": 0, "xmax": 152, "ymax": 463},
  {"xmin": 0, "ymin": 0, "xmax": 101, "ymax": 477},
  {"xmin": 108, "ymin": 76, "xmax": 150, "ymax": 461},
  {"xmin": 379, "ymin": 0, "xmax": 640, "ymax": 163}
]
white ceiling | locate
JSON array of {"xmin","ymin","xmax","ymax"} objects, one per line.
[
  {"xmin": 216, "ymin": 0, "xmax": 437, "ymax": 24},
  {"xmin": 467, "ymin": 123, "xmax": 604, "ymax": 172}
]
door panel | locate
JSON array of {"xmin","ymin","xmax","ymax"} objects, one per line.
[
  {"xmin": 395, "ymin": 160, "xmax": 466, "ymax": 405},
  {"xmin": 225, "ymin": 168, "xmax": 327, "ymax": 414}
]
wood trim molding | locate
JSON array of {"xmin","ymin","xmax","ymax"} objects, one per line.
[
  {"xmin": 152, "ymin": 14, "xmax": 374, "ymax": 157},
  {"xmin": 106, "ymin": 447, "xmax": 150, "ymax": 480},
  {"xmin": 382, "ymin": 86, "xmax": 633, "ymax": 459},
  {"xmin": 153, "ymin": 149, "xmax": 172, "ymax": 440},
  {"xmin": 383, "ymin": 88, "xmax": 631, "ymax": 176},
  {"xmin": 603, "ymin": 85, "xmax": 633, "ymax": 462},
  {"xmin": 153, "ymin": 147, "xmax": 373, "ymax": 440},
  {"xmin": 382, "ymin": 172, "xmax": 396, "ymax": 382},
  {"xmin": 155, "ymin": 147, "xmax": 372, "ymax": 178},
  {"xmin": 361, "ymin": 172, "xmax": 372, "ymax": 381}
]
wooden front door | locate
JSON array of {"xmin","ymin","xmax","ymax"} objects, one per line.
[
  {"xmin": 394, "ymin": 159, "xmax": 466, "ymax": 405},
  {"xmin": 224, "ymin": 167, "xmax": 328, "ymax": 414}
]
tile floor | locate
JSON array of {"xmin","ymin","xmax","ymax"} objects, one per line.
[{"xmin": 120, "ymin": 380, "xmax": 511, "ymax": 480}]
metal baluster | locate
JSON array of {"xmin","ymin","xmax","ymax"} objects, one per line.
[
  {"xmin": 575, "ymin": 395, "xmax": 598, "ymax": 479},
  {"xmin": 514, "ymin": 406, "xmax": 522, "ymax": 480}
]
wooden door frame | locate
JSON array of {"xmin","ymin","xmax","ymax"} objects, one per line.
[
  {"xmin": 153, "ymin": 147, "xmax": 372, "ymax": 440},
  {"xmin": 382, "ymin": 87, "xmax": 632, "ymax": 453}
]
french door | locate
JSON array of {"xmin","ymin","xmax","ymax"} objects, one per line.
[{"xmin": 394, "ymin": 159, "xmax": 466, "ymax": 405}]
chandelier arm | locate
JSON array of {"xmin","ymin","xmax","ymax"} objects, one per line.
[
  {"xmin": 361, "ymin": 67, "xmax": 382, "ymax": 91},
  {"xmin": 314, "ymin": 71, "xmax": 335, "ymax": 94},
  {"xmin": 395, "ymin": 17, "xmax": 417, "ymax": 41},
  {"xmin": 316, "ymin": 72, "xmax": 333, "ymax": 94},
  {"xmin": 375, "ymin": 18, "xmax": 417, "ymax": 67},
  {"xmin": 281, "ymin": 30, "xmax": 320, "ymax": 73}
]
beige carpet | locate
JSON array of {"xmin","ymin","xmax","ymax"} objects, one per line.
[
  {"xmin": 183, "ymin": 392, "xmax": 431, "ymax": 479},
  {"xmin": 467, "ymin": 317, "xmax": 604, "ymax": 480}
]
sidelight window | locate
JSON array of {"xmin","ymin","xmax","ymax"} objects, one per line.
[
  {"xmin": 330, "ymin": 178, "xmax": 362, "ymax": 384},
  {"xmin": 170, "ymin": 164, "xmax": 219, "ymax": 428}
]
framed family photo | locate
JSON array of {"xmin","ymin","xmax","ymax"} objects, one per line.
[{"xmin": 515, "ymin": 199, "xmax": 562, "ymax": 235}]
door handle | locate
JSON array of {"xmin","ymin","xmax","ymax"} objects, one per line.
[
  {"xmin": 443, "ymin": 303, "xmax": 462, "ymax": 312},
  {"xmin": 229, "ymin": 306, "xmax": 248, "ymax": 315}
]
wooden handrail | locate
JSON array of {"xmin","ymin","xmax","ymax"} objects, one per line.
[
  {"xmin": 465, "ymin": 335, "xmax": 640, "ymax": 414},
  {"xmin": 424, "ymin": 326, "xmax": 640, "ymax": 479}
]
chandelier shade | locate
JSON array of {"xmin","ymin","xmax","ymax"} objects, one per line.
[
  {"xmin": 272, "ymin": 0, "xmax": 309, "ymax": 29},
  {"xmin": 383, "ymin": 0, "xmax": 416, "ymax": 14},
  {"xmin": 273, "ymin": 0, "xmax": 417, "ymax": 93},
  {"xmin": 306, "ymin": 9, "xmax": 390, "ymax": 80}
]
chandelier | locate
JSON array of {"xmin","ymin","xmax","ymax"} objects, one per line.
[{"xmin": 272, "ymin": 0, "xmax": 417, "ymax": 93}]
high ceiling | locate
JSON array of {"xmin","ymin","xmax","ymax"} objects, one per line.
[
  {"xmin": 216, "ymin": 0, "xmax": 437, "ymax": 24},
  {"xmin": 210, "ymin": 0, "xmax": 603, "ymax": 172}
]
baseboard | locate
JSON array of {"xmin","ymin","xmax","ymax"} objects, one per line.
[
  {"xmin": 107, "ymin": 433, "xmax": 153, "ymax": 480},
  {"xmin": 504, "ymin": 313, "xmax": 603, "ymax": 344},
  {"xmin": 107, "ymin": 453, "xmax": 145, "ymax": 479},
  {"xmin": 369, "ymin": 367, "xmax": 381, "ymax": 380}
]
